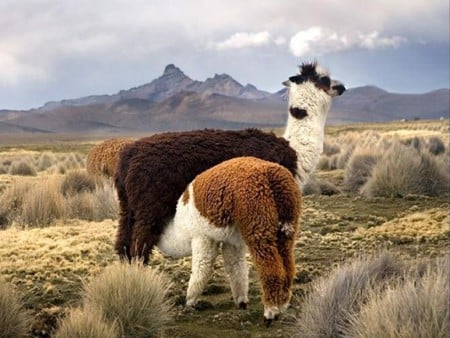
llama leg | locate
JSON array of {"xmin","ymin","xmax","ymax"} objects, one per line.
[
  {"xmin": 222, "ymin": 242, "xmax": 249, "ymax": 309},
  {"xmin": 245, "ymin": 239, "xmax": 286, "ymax": 323},
  {"xmin": 276, "ymin": 225, "xmax": 297, "ymax": 311},
  {"xmin": 115, "ymin": 187, "xmax": 134, "ymax": 261},
  {"xmin": 186, "ymin": 236, "xmax": 219, "ymax": 307}
]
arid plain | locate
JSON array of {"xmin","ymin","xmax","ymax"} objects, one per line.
[{"xmin": 0, "ymin": 119, "xmax": 448, "ymax": 337}]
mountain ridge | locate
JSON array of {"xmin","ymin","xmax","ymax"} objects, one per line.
[{"xmin": 0, "ymin": 65, "xmax": 448, "ymax": 134}]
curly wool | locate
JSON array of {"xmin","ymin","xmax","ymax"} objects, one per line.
[
  {"xmin": 115, "ymin": 129, "xmax": 298, "ymax": 263},
  {"xmin": 86, "ymin": 138, "xmax": 133, "ymax": 177}
]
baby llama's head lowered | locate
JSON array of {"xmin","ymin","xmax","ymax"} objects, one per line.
[{"xmin": 282, "ymin": 61, "xmax": 345, "ymax": 183}]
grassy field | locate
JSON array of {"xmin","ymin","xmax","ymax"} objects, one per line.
[{"xmin": 0, "ymin": 119, "xmax": 448, "ymax": 337}]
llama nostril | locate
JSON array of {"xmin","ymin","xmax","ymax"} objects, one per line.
[{"xmin": 332, "ymin": 84, "xmax": 346, "ymax": 96}]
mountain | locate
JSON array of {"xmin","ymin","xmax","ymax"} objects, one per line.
[
  {"xmin": 0, "ymin": 66, "xmax": 448, "ymax": 134},
  {"xmin": 330, "ymin": 86, "xmax": 449, "ymax": 124}
]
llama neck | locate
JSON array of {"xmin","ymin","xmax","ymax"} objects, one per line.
[{"xmin": 282, "ymin": 83, "xmax": 332, "ymax": 184}]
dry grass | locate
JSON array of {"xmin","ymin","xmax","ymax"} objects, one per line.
[
  {"xmin": 344, "ymin": 147, "xmax": 381, "ymax": 192},
  {"xmin": 53, "ymin": 306, "xmax": 119, "ymax": 338},
  {"xmin": 0, "ymin": 277, "xmax": 32, "ymax": 338},
  {"xmin": 21, "ymin": 176, "xmax": 66, "ymax": 227},
  {"xmin": 82, "ymin": 261, "xmax": 174, "ymax": 338},
  {"xmin": 0, "ymin": 121, "xmax": 448, "ymax": 336},
  {"xmin": 61, "ymin": 170, "xmax": 98, "ymax": 196},
  {"xmin": 9, "ymin": 159, "xmax": 37, "ymax": 176},
  {"xmin": 0, "ymin": 171, "xmax": 118, "ymax": 228},
  {"xmin": 361, "ymin": 142, "xmax": 449, "ymax": 197},
  {"xmin": 354, "ymin": 208, "xmax": 449, "ymax": 243},
  {"xmin": 294, "ymin": 252, "xmax": 405, "ymax": 337},
  {"xmin": 345, "ymin": 257, "xmax": 449, "ymax": 338}
]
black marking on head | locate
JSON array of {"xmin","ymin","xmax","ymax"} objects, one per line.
[
  {"xmin": 299, "ymin": 61, "xmax": 319, "ymax": 77},
  {"xmin": 289, "ymin": 107, "xmax": 308, "ymax": 119},
  {"xmin": 286, "ymin": 62, "xmax": 333, "ymax": 93},
  {"xmin": 288, "ymin": 75, "xmax": 304, "ymax": 84},
  {"xmin": 320, "ymin": 76, "xmax": 331, "ymax": 87}
]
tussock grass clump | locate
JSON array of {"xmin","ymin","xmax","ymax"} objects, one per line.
[
  {"xmin": 402, "ymin": 136, "xmax": 425, "ymax": 151},
  {"xmin": 317, "ymin": 155, "xmax": 331, "ymax": 171},
  {"xmin": 61, "ymin": 170, "xmax": 97, "ymax": 196},
  {"xmin": 303, "ymin": 176, "xmax": 341, "ymax": 196},
  {"xmin": 323, "ymin": 141, "xmax": 341, "ymax": 156},
  {"xmin": 82, "ymin": 261, "xmax": 173, "ymax": 338},
  {"xmin": 0, "ymin": 172, "xmax": 118, "ymax": 228},
  {"xmin": 20, "ymin": 176, "xmax": 65, "ymax": 226},
  {"xmin": 0, "ymin": 164, "xmax": 8, "ymax": 174},
  {"xmin": 65, "ymin": 183, "xmax": 118, "ymax": 221},
  {"xmin": 344, "ymin": 147, "xmax": 381, "ymax": 192},
  {"xmin": 53, "ymin": 307, "xmax": 119, "ymax": 338},
  {"xmin": 336, "ymin": 145, "xmax": 355, "ymax": 169},
  {"xmin": 345, "ymin": 257, "xmax": 449, "ymax": 338},
  {"xmin": 36, "ymin": 152, "xmax": 57, "ymax": 171},
  {"xmin": 295, "ymin": 252, "xmax": 404, "ymax": 338},
  {"xmin": 427, "ymin": 136, "xmax": 446, "ymax": 155},
  {"xmin": 361, "ymin": 142, "xmax": 449, "ymax": 197},
  {"xmin": 9, "ymin": 160, "xmax": 37, "ymax": 176},
  {"xmin": 0, "ymin": 180, "xmax": 34, "ymax": 228},
  {"xmin": 0, "ymin": 277, "xmax": 32, "ymax": 338}
]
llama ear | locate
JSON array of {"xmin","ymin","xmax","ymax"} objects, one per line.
[
  {"xmin": 288, "ymin": 75, "xmax": 304, "ymax": 84},
  {"xmin": 282, "ymin": 80, "xmax": 291, "ymax": 87}
]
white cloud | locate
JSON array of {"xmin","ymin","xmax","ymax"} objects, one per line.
[
  {"xmin": 215, "ymin": 32, "xmax": 272, "ymax": 50},
  {"xmin": 0, "ymin": 0, "xmax": 447, "ymax": 108},
  {"xmin": 0, "ymin": 51, "xmax": 47, "ymax": 85},
  {"xmin": 289, "ymin": 26, "xmax": 407, "ymax": 56}
]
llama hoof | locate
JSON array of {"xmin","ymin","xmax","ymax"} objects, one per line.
[
  {"xmin": 238, "ymin": 302, "xmax": 247, "ymax": 310},
  {"xmin": 189, "ymin": 300, "xmax": 214, "ymax": 311},
  {"xmin": 264, "ymin": 318, "xmax": 273, "ymax": 328}
]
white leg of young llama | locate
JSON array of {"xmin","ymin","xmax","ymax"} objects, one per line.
[
  {"xmin": 186, "ymin": 236, "xmax": 220, "ymax": 306},
  {"xmin": 222, "ymin": 242, "xmax": 249, "ymax": 308}
]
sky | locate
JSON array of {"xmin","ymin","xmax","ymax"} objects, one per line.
[{"xmin": 0, "ymin": 0, "xmax": 448, "ymax": 110}]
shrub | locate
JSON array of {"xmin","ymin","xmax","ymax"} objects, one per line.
[
  {"xmin": 63, "ymin": 153, "xmax": 84, "ymax": 171},
  {"xmin": 323, "ymin": 141, "xmax": 341, "ymax": 156},
  {"xmin": 336, "ymin": 145, "xmax": 355, "ymax": 169},
  {"xmin": 82, "ymin": 261, "xmax": 173, "ymax": 338},
  {"xmin": 0, "ymin": 180, "xmax": 34, "ymax": 228},
  {"xmin": 61, "ymin": 170, "xmax": 97, "ymax": 196},
  {"xmin": 317, "ymin": 155, "xmax": 331, "ymax": 171},
  {"xmin": 344, "ymin": 148, "xmax": 380, "ymax": 192},
  {"xmin": 428, "ymin": 136, "xmax": 446, "ymax": 155},
  {"xmin": 302, "ymin": 176, "xmax": 322, "ymax": 196},
  {"xmin": 9, "ymin": 160, "xmax": 37, "ymax": 176},
  {"xmin": 345, "ymin": 257, "xmax": 449, "ymax": 338},
  {"xmin": 361, "ymin": 142, "xmax": 449, "ymax": 197},
  {"xmin": 65, "ymin": 178, "xmax": 119, "ymax": 221},
  {"xmin": 53, "ymin": 307, "xmax": 119, "ymax": 338},
  {"xmin": 20, "ymin": 176, "xmax": 65, "ymax": 226},
  {"xmin": 0, "ymin": 278, "xmax": 32, "ymax": 338},
  {"xmin": 402, "ymin": 136, "xmax": 425, "ymax": 151},
  {"xmin": 294, "ymin": 252, "xmax": 404, "ymax": 338},
  {"xmin": 0, "ymin": 164, "xmax": 8, "ymax": 174},
  {"xmin": 36, "ymin": 152, "xmax": 57, "ymax": 172},
  {"xmin": 65, "ymin": 182, "xmax": 118, "ymax": 221}
]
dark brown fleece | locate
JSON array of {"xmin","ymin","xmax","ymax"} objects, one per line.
[{"xmin": 115, "ymin": 128, "xmax": 297, "ymax": 263}]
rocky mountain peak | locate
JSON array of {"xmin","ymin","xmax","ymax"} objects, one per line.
[{"xmin": 163, "ymin": 64, "xmax": 184, "ymax": 76}]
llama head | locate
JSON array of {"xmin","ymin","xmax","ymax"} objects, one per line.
[{"xmin": 282, "ymin": 61, "xmax": 345, "ymax": 120}]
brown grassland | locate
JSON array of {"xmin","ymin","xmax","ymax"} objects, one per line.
[{"xmin": 0, "ymin": 119, "xmax": 448, "ymax": 337}]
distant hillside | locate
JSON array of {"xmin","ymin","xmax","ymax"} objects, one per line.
[
  {"xmin": 330, "ymin": 86, "xmax": 449, "ymax": 124},
  {"xmin": 0, "ymin": 65, "xmax": 448, "ymax": 134}
]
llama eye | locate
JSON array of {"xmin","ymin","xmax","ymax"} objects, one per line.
[{"xmin": 320, "ymin": 76, "xmax": 331, "ymax": 87}]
